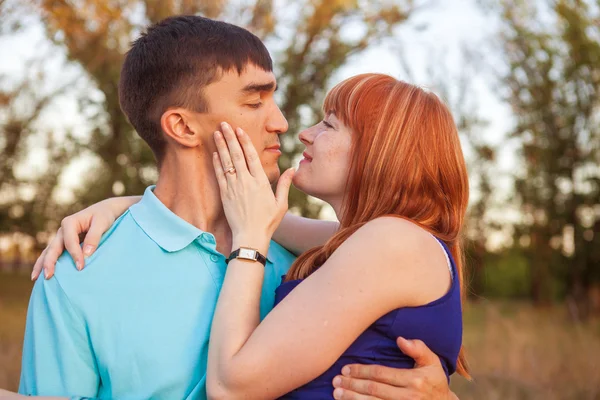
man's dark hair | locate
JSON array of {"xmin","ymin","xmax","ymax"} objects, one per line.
[{"xmin": 119, "ymin": 15, "xmax": 273, "ymax": 166}]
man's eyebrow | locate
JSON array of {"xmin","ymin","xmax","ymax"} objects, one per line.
[{"xmin": 241, "ymin": 81, "xmax": 278, "ymax": 93}]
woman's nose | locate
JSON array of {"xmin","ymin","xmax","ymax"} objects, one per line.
[{"xmin": 298, "ymin": 126, "xmax": 315, "ymax": 145}]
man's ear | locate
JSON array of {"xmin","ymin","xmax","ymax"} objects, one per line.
[{"xmin": 160, "ymin": 108, "xmax": 201, "ymax": 148}]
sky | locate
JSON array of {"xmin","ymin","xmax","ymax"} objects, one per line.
[{"xmin": 0, "ymin": 0, "xmax": 521, "ymax": 248}]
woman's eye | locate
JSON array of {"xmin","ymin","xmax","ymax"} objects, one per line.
[
  {"xmin": 322, "ymin": 120, "xmax": 333, "ymax": 129},
  {"xmin": 248, "ymin": 103, "xmax": 263, "ymax": 109}
]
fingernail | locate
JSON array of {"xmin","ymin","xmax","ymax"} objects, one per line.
[
  {"xmin": 341, "ymin": 366, "xmax": 350, "ymax": 376},
  {"xmin": 333, "ymin": 388, "xmax": 343, "ymax": 399},
  {"xmin": 83, "ymin": 245, "xmax": 94, "ymax": 257},
  {"xmin": 44, "ymin": 269, "xmax": 50, "ymax": 279},
  {"xmin": 236, "ymin": 128, "xmax": 243, "ymax": 136},
  {"xmin": 31, "ymin": 271, "xmax": 36, "ymax": 281},
  {"xmin": 220, "ymin": 122, "xmax": 229, "ymax": 130},
  {"xmin": 332, "ymin": 376, "xmax": 342, "ymax": 387},
  {"xmin": 76, "ymin": 260, "xmax": 83, "ymax": 271}
]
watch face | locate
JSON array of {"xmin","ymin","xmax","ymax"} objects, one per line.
[{"xmin": 239, "ymin": 248, "xmax": 257, "ymax": 260}]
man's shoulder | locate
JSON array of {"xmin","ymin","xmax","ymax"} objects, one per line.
[
  {"xmin": 268, "ymin": 240, "xmax": 297, "ymax": 273},
  {"xmin": 52, "ymin": 210, "xmax": 148, "ymax": 283},
  {"xmin": 269, "ymin": 240, "xmax": 296, "ymax": 259}
]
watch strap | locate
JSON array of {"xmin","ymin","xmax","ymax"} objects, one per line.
[{"xmin": 226, "ymin": 248, "xmax": 267, "ymax": 266}]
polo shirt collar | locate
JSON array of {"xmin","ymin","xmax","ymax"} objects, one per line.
[
  {"xmin": 129, "ymin": 186, "xmax": 274, "ymax": 262},
  {"xmin": 129, "ymin": 186, "xmax": 203, "ymax": 253}
]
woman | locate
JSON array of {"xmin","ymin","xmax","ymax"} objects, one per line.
[{"xmin": 28, "ymin": 74, "xmax": 469, "ymax": 399}]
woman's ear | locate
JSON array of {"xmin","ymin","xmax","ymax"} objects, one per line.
[{"xmin": 160, "ymin": 108, "xmax": 201, "ymax": 148}]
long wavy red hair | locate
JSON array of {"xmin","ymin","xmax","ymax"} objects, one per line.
[{"xmin": 285, "ymin": 74, "xmax": 471, "ymax": 378}]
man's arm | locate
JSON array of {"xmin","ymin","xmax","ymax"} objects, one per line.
[
  {"xmin": 332, "ymin": 338, "xmax": 459, "ymax": 400},
  {"xmin": 19, "ymin": 269, "xmax": 99, "ymax": 397}
]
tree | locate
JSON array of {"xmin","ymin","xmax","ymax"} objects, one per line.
[
  {"xmin": 0, "ymin": 0, "xmax": 419, "ymax": 247},
  {"xmin": 0, "ymin": 1, "xmax": 80, "ymax": 245},
  {"xmin": 497, "ymin": 0, "xmax": 600, "ymax": 313}
]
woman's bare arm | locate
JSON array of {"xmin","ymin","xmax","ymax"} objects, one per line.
[
  {"xmin": 272, "ymin": 213, "xmax": 339, "ymax": 255},
  {"xmin": 207, "ymin": 217, "xmax": 452, "ymax": 399}
]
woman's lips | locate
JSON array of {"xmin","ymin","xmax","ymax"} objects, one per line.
[{"xmin": 299, "ymin": 152, "xmax": 312, "ymax": 165}]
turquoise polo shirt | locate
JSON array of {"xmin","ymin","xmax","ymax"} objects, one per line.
[{"xmin": 19, "ymin": 186, "xmax": 296, "ymax": 399}]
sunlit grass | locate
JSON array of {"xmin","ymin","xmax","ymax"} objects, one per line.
[
  {"xmin": 451, "ymin": 300, "xmax": 600, "ymax": 399},
  {"xmin": 0, "ymin": 272, "xmax": 32, "ymax": 391},
  {"xmin": 1, "ymin": 273, "xmax": 599, "ymax": 398}
]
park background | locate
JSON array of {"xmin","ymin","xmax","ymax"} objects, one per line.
[{"xmin": 0, "ymin": 0, "xmax": 599, "ymax": 398}]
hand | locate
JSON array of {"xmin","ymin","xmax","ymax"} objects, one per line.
[
  {"xmin": 31, "ymin": 196, "xmax": 140, "ymax": 280},
  {"xmin": 331, "ymin": 337, "xmax": 456, "ymax": 400},
  {"xmin": 0, "ymin": 389, "xmax": 67, "ymax": 399},
  {"xmin": 0, "ymin": 388, "xmax": 25, "ymax": 399},
  {"xmin": 212, "ymin": 122, "xmax": 294, "ymax": 250}
]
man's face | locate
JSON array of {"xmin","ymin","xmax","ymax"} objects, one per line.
[{"xmin": 192, "ymin": 64, "xmax": 288, "ymax": 183}]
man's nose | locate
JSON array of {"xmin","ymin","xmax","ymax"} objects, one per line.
[{"xmin": 266, "ymin": 104, "xmax": 289, "ymax": 135}]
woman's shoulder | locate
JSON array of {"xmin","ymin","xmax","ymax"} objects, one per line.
[
  {"xmin": 342, "ymin": 216, "xmax": 452, "ymax": 306},
  {"xmin": 349, "ymin": 216, "xmax": 438, "ymax": 254}
]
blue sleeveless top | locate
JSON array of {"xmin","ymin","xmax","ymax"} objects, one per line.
[{"xmin": 275, "ymin": 238, "xmax": 462, "ymax": 399}]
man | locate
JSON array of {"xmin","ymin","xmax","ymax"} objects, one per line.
[{"xmin": 20, "ymin": 15, "xmax": 456, "ymax": 399}]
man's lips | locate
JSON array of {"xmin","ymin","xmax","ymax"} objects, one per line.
[{"xmin": 265, "ymin": 144, "xmax": 281, "ymax": 154}]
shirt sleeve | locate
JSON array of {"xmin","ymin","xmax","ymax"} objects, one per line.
[{"xmin": 18, "ymin": 269, "xmax": 100, "ymax": 397}]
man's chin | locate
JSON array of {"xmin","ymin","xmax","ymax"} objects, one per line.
[{"xmin": 266, "ymin": 169, "xmax": 281, "ymax": 185}]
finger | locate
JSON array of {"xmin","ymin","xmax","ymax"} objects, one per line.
[
  {"xmin": 397, "ymin": 337, "xmax": 441, "ymax": 368},
  {"xmin": 31, "ymin": 248, "xmax": 47, "ymax": 281},
  {"xmin": 220, "ymin": 122, "xmax": 249, "ymax": 176},
  {"xmin": 80, "ymin": 216, "xmax": 111, "ymax": 267},
  {"xmin": 275, "ymin": 168, "xmax": 295, "ymax": 208},
  {"xmin": 61, "ymin": 218, "xmax": 85, "ymax": 270},
  {"xmin": 214, "ymin": 131, "xmax": 236, "ymax": 182},
  {"xmin": 333, "ymin": 386, "xmax": 380, "ymax": 400},
  {"xmin": 341, "ymin": 364, "xmax": 413, "ymax": 388},
  {"xmin": 333, "ymin": 375, "xmax": 406, "ymax": 400},
  {"xmin": 235, "ymin": 127, "xmax": 263, "ymax": 177},
  {"xmin": 212, "ymin": 152, "xmax": 229, "ymax": 193},
  {"xmin": 42, "ymin": 231, "xmax": 66, "ymax": 279}
]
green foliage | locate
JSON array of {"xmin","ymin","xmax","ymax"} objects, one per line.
[
  {"xmin": 496, "ymin": 0, "xmax": 600, "ymax": 310},
  {"xmin": 482, "ymin": 248, "xmax": 531, "ymax": 299}
]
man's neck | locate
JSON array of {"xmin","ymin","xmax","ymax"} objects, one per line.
[{"xmin": 153, "ymin": 151, "xmax": 233, "ymax": 255}]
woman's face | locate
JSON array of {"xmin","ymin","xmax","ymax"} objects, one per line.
[{"xmin": 293, "ymin": 113, "xmax": 353, "ymax": 213}]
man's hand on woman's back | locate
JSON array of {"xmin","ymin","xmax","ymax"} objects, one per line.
[{"xmin": 332, "ymin": 338, "xmax": 458, "ymax": 400}]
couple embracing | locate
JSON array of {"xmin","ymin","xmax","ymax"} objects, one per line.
[{"xmin": 14, "ymin": 14, "xmax": 468, "ymax": 400}]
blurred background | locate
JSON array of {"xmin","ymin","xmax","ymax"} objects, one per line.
[{"xmin": 0, "ymin": 0, "xmax": 599, "ymax": 398}]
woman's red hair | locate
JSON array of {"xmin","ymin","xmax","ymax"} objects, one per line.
[{"xmin": 285, "ymin": 73, "xmax": 470, "ymax": 378}]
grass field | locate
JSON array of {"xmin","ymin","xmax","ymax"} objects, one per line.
[{"xmin": 1, "ymin": 272, "xmax": 599, "ymax": 398}]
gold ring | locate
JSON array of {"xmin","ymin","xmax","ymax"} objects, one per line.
[{"xmin": 225, "ymin": 167, "xmax": 236, "ymax": 175}]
